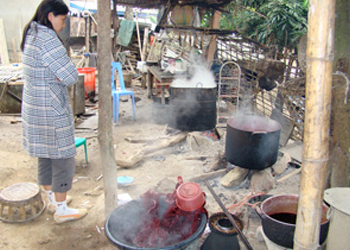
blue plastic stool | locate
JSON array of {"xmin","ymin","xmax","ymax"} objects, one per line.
[{"xmin": 75, "ymin": 137, "xmax": 88, "ymax": 163}]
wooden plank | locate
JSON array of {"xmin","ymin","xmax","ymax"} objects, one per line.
[{"xmin": 0, "ymin": 19, "xmax": 10, "ymax": 65}]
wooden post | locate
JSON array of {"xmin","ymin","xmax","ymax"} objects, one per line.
[
  {"xmin": 205, "ymin": 10, "xmax": 221, "ymax": 62},
  {"xmin": 293, "ymin": 0, "xmax": 336, "ymax": 249},
  {"xmin": 142, "ymin": 27, "xmax": 149, "ymax": 61},
  {"xmin": 97, "ymin": 0, "xmax": 118, "ymax": 217},
  {"xmin": 12, "ymin": 38, "xmax": 18, "ymax": 62},
  {"xmin": 134, "ymin": 10, "xmax": 144, "ymax": 62},
  {"xmin": 0, "ymin": 19, "xmax": 9, "ymax": 65},
  {"xmin": 329, "ymin": 0, "xmax": 350, "ymax": 187},
  {"xmin": 84, "ymin": 12, "xmax": 90, "ymax": 67}
]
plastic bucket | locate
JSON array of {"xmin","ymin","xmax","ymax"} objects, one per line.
[
  {"xmin": 77, "ymin": 67, "xmax": 96, "ymax": 98},
  {"xmin": 324, "ymin": 187, "xmax": 350, "ymax": 250}
]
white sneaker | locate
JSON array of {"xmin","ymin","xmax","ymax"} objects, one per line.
[
  {"xmin": 47, "ymin": 195, "xmax": 72, "ymax": 213},
  {"xmin": 54, "ymin": 208, "xmax": 87, "ymax": 224}
]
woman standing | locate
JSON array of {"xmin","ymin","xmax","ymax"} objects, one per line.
[{"xmin": 21, "ymin": 0, "xmax": 87, "ymax": 223}]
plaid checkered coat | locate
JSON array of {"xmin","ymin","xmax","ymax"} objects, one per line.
[{"xmin": 22, "ymin": 22, "xmax": 78, "ymax": 159}]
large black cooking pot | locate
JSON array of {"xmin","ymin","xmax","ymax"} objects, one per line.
[
  {"xmin": 256, "ymin": 194, "xmax": 330, "ymax": 248},
  {"xmin": 169, "ymin": 85, "xmax": 217, "ymax": 131},
  {"xmin": 225, "ymin": 115, "xmax": 281, "ymax": 170}
]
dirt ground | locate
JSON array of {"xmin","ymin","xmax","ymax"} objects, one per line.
[{"xmin": 0, "ymin": 83, "xmax": 301, "ymax": 250}]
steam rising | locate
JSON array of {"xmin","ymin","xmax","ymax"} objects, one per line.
[
  {"xmin": 228, "ymin": 114, "xmax": 281, "ymax": 132},
  {"xmin": 172, "ymin": 58, "xmax": 216, "ymax": 88},
  {"xmin": 168, "ymin": 57, "xmax": 217, "ymax": 131}
]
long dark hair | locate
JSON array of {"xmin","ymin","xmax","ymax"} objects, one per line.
[{"xmin": 20, "ymin": 0, "xmax": 69, "ymax": 51}]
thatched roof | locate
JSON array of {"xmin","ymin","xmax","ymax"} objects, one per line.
[{"xmin": 117, "ymin": 0, "xmax": 233, "ymax": 9}]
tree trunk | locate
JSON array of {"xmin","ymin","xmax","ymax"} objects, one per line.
[
  {"xmin": 294, "ymin": 0, "xmax": 336, "ymax": 249},
  {"xmin": 97, "ymin": 0, "xmax": 118, "ymax": 217},
  {"xmin": 329, "ymin": 0, "xmax": 350, "ymax": 187}
]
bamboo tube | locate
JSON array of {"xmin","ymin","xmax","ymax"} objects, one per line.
[{"xmin": 293, "ymin": 1, "xmax": 336, "ymax": 250}]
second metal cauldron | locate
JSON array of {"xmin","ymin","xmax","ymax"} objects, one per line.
[
  {"xmin": 168, "ymin": 85, "xmax": 217, "ymax": 131},
  {"xmin": 225, "ymin": 115, "xmax": 281, "ymax": 170},
  {"xmin": 255, "ymin": 194, "xmax": 330, "ymax": 248}
]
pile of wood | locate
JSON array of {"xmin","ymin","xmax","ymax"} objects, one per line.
[{"xmin": 115, "ymin": 124, "xmax": 300, "ymax": 194}]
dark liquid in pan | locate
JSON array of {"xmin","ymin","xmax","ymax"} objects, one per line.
[{"xmin": 269, "ymin": 212, "xmax": 297, "ymax": 224}]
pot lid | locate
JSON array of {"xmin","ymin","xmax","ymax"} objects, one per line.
[
  {"xmin": 178, "ymin": 182, "xmax": 202, "ymax": 199},
  {"xmin": 324, "ymin": 188, "xmax": 350, "ymax": 215}
]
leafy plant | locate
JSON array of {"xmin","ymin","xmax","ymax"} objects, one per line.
[{"xmin": 220, "ymin": 0, "xmax": 308, "ymax": 50}]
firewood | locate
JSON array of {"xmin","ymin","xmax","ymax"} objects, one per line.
[
  {"xmin": 277, "ymin": 168, "xmax": 302, "ymax": 183},
  {"xmin": 221, "ymin": 167, "xmax": 249, "ymax": 187},
  {"xmin": 189, "ymin": 169, "xmax": 227, "ymax": 182},
  {"xmin": 124, "ymin": 135, "xmax": 169, "ymax": 143},
  {"xmin": 116, "ymin": 133, "xmax": 187, "ymax": 168}
]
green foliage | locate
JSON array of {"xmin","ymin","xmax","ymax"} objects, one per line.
[
  {"xmin": 201, "ymin": 10, "xmax": 212, "ymax": 28},
  {"xmin": 149, "ymin": 16, "xmax": 157, "ymax": 24},
  {"xmin": 221, "ymin": 0, "xmax": 308, "ymax": 50}
]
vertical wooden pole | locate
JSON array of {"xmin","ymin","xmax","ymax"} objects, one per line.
[
  {"xmin": 142, "ymin": 27, "xmax": 150, "ymax": 61},
  {"xmin": 84, "ymin": 13, "xmax": 90, "ymax": 67},
  {"xmin": 329, "ymin": 0, "xmax": 350, "ymax": 187},
  {"xmin": 97, "ymin": 0, "xmax": 118, "ymax": 217},
  {"xmin": 12, "ymin": 38, "xmax": 18, "ymax": 62},
  {"xmin": 205, "ymin": 10, "xmax": 221, "ymax": 62},
  {"xmin": 0, "ymin": 19, "xmax": 9, "ymax": 65},
  {"xmin": 111, "ymin": 0, "xmax": 119, "ymax": 61},
  {"xmin": 134, "ymin": 10, "xmax": 144, "ymax": 62},
  {"xmin": 293, "ymin": 0, "xmax": 336, "ymax": 249}
]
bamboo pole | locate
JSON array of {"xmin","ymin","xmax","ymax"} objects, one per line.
[
  {"xmin": 293, "ymin": 1, "xmax": 336, "ymax": 250},
  {"xmin": 97, "ymin": 0, "xmax": 118, "ymax": 217}
]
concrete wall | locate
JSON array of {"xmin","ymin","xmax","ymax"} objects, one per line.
[{"xmin": 0, "ymin": 0, "xmax": 69, "ymax": 63}]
